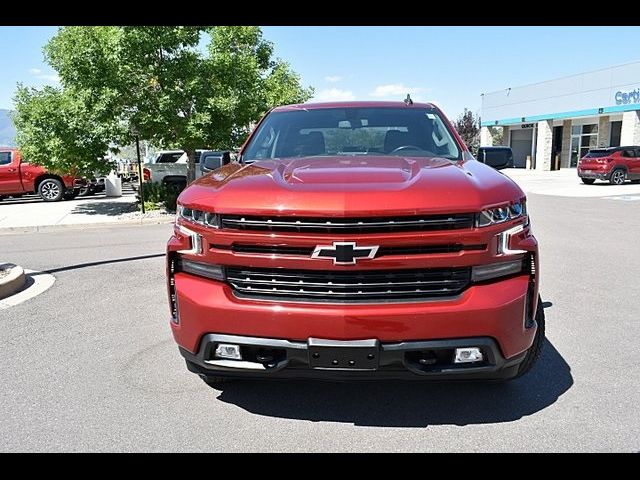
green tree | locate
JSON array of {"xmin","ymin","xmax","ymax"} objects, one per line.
[
  {"xmin": 488, "ymin": 126, "xmax": 504, "ymax": 146},
  {"xmin": 453, "ymin": 108, "xmax": 480, "ymax": 154},
  {"xmin": 13, "ymin": 85, "xmax": 119, "ymax": 176},
  {"xmin": 41, "ymin": 26, "xmax": 313, "ymax": 183}
]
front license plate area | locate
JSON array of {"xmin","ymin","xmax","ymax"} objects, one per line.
[{"xmin": 308, "ymin": 338, "xmax": 379, "ymax": 370}]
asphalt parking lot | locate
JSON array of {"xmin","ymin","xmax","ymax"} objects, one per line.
[{"xmin": 0, "ymin": 183, "xmax": 638, "ymax": 451}]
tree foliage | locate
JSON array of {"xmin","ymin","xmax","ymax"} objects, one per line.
[
  {"xmin": 488, "ymin": 126, "xmax": 504, "ymax": 146},
  {"xmin": 453, "ymin": 108, "xmax": 480, "ymax": 154},
  {"xmin": 15, "ymin": 26, "xmax": 313, "ymax": 182},
  {"xmin": 13, "ymin": 86, "xmax": 119, "ymax": 176}
]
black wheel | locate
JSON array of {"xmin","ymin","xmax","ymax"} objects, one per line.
[
  {"xmin": 581, "ymin": 178, "xmax": 596, "ymax": 185},
  {"xmin": 78, "ymin": 185, "xmax": 94, "ymax": 197},
  {"xmin": 609, "ymin": 169, "xmax": 626, "ymax": 185},
  {"xmin": 38, "ymin": 178, "xmax": 64, "ymax": 202},
  {"xmin": 511, "ymin": 295, "xmax": 546, "ymax": 380}
]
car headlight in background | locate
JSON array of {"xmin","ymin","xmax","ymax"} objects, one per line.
[
  {"xmin": 477, "ymin": 200, "xmax": 527, "ymax": 227},
  {"xmin": 177, "ymin": 205, "xmax": 220, "ymax": 228}
]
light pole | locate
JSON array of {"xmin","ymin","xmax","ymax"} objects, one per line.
[{"xmin": 133, "ymin": 128, "xmax": 145, "ymax": 214}]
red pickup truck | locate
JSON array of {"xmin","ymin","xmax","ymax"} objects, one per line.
[
  {"xmin": 0, "ymin": 147, "xmax": 84, "ymax": 202},
  {"xmin": 167, "ymin": 101, "xmax": 544, "ymax": 387}
]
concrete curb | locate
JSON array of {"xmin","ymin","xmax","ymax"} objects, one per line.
[
  {"xmin": 0, "ymin": 216, "xmax": 175, "ymax": 235},
  {"xmin": 0, "ymin": 263, "xmax": 26, "ymax": 299}
]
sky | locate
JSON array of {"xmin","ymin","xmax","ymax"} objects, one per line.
[{"xmin": 3, "ymin": 26, "xmax": 640, "ymax": 119}]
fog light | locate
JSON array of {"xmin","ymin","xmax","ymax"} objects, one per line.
[
  {"xmin": 214, "ymin": 344, "xmax": 242, "ymax": 360},
  {"xmin": 454, "ymin": 347, "xmax": 483, "ymax": 364}
]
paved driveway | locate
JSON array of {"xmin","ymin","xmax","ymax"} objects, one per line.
[
  {"xmin": 0, "ymin": 184, "xmax": 171, "ymax": 230},
  {"xmin": 503, "ymin": 168, "xmax": 640, "ymax": 198},
  {"xmin": 0, "ymin": 191, "xmax": 638, "ymax": 451}
]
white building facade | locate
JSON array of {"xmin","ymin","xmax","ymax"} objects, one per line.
[{"xmin": 480, "ymin": 61, "xmax": 640, "ymax": 170}]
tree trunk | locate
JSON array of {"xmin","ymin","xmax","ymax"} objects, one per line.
[{"xmin": 186, "ymin": 149, "xmax": 197, "ymax": 184}]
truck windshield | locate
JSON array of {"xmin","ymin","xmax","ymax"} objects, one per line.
[{"xmin": 242, "ymin": 107, "xmax": 461, "ymax": 162}]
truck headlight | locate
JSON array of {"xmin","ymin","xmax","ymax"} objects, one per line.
[
  {"xmin": 477, "ymin": 200, "xmax": 527, "ymax": 227},
  {"xmin": 178, "ymin": 205, "xmax": 220, "ymax": 228}
]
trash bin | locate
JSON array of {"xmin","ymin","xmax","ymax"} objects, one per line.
[{"xmin": 105, "ymin": 172, "xmax": 122, "ymax": 197}]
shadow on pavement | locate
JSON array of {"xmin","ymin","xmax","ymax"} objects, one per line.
[
  {"xmin": 70, "ymin": 199, "xmax": 138, "ymax": 216},
  {"xmin": 583, "ymin": 182, "xmax": 640, "ymax": 187},
  {"xmin": 0, "ymin": 195, "xmax": 44, "ymax": 205},
  {"xmin": 46, "ymin": 253, "xmax": 164, "ymax": 273},
  {"xmin": 214, "ymin": 339, "xmax": 572, "ymax": 427}
]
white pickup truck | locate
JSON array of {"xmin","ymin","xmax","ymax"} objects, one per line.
[{"xmin": 143, "ymin": 149, "xmax": 230, "ymax": 188}]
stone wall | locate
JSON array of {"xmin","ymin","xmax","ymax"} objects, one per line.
[
  {"xmin": 561, "ymin": 119, "xmax": 572, "ymax": 168},
  {"xmin": 620, "ymin": 110, "xmax": 640, "ymax": 145},
  {"xmin": 535, "ymin": 120, "xmax": 553, "ymax": 171}
]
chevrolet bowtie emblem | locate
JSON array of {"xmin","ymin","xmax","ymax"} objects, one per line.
[{"xmin": 311, "ymin": 241, "xmax": 379, "ymax": 265}]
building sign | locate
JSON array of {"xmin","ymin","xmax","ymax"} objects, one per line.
[
  {"xmin": 520, "ymin": 123, "xmax": 534, "ymax": 128},
  {"xmin": 615, "ymin": 88, "xmax": 640, "ymax": 105}
]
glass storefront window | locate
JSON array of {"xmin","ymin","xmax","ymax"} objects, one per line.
[{"xmin": 570, "ymin": 124, "xmax": 598, "ymax": 167}]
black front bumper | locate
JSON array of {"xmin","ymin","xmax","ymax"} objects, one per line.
[{"xmin": 180, "ymin": 333, "xmax": 527, "ymax": 382}]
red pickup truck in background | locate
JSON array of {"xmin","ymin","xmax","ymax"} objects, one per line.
[{"xmin": 0, "ymin": 147, "xmax": 85, "ymax": 202}]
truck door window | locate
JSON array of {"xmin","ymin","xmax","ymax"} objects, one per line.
[
  {"xmin": 157, "ymin": 153, "xmax": 184, "ymax": 163},
  {"xmin": 0, "ymin": 151, "xmax": 11, "ymax": 165}
]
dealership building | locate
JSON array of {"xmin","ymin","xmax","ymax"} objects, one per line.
[{"xmin": 480, "ymin": 60, "xmax": 640, "ymax": 170}]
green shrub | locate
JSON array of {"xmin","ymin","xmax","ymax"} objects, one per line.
[{"xmin": 137, "ymin": 181, "xmax": 183, "ymax": 213}]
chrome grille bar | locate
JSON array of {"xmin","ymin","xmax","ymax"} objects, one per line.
[
  {"xmin": 226, "ymin": 267, "xmax": 471, "ymax": 303},
  {"xmin": 220, "ymin": 214, "xmax": 475, "ymax": 233}
]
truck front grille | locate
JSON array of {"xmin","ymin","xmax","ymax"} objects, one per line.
[
  {"xmin": 214, "ymin": 243, "xmax": 486, "ymax": 257},
  {"xmin": 226, "ymin": 266, "xmax": 471, "ymax": 303},
  {"xmin": 220, "ymin": 213, "xmax": 475, "ymax": 233}
]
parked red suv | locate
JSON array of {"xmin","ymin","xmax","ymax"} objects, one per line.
[
  {"xmin": 577, "ymin": 146, "xmax": 640, "ymax": 185},
  {"xmin": 167, "ymin": 101, "xmax": 543, "ymax": 386},
  {"xmin": 0, "ymin": 148, "xmax": 85, "ymax": 201}
]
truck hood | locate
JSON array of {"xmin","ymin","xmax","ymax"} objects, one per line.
[{"xmin": 179, "ymin": 156, "xmax": 525, "ymax": 216}]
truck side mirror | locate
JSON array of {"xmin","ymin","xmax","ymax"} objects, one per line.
[{"xmin": 201, "ymin": 154, "xmax": 223, "ymax": 173}]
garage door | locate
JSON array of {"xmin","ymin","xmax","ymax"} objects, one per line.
[{"xmin": 510, "ymin": 129, "xmax": 533, "ymax": 168}]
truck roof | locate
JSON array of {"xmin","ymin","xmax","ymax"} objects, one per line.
[{"xmin": 272, "ymin": 101, "xmax": 437, "ymax": 112}]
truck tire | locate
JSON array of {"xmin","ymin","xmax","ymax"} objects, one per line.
[
  {"xmin": 63, "ymin": 190, "xmax": 79, "ymax": 201},
  {"xmin": 38, "ymin": 178, "xmax": 65, "ymax": 202},
  {"xmin": 78, "ymin": 185, "xmax": 94, "ymax": 197},
  {"xmin": 510, "ymin": 295, "xmax": 546, "ymax": 380}
]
